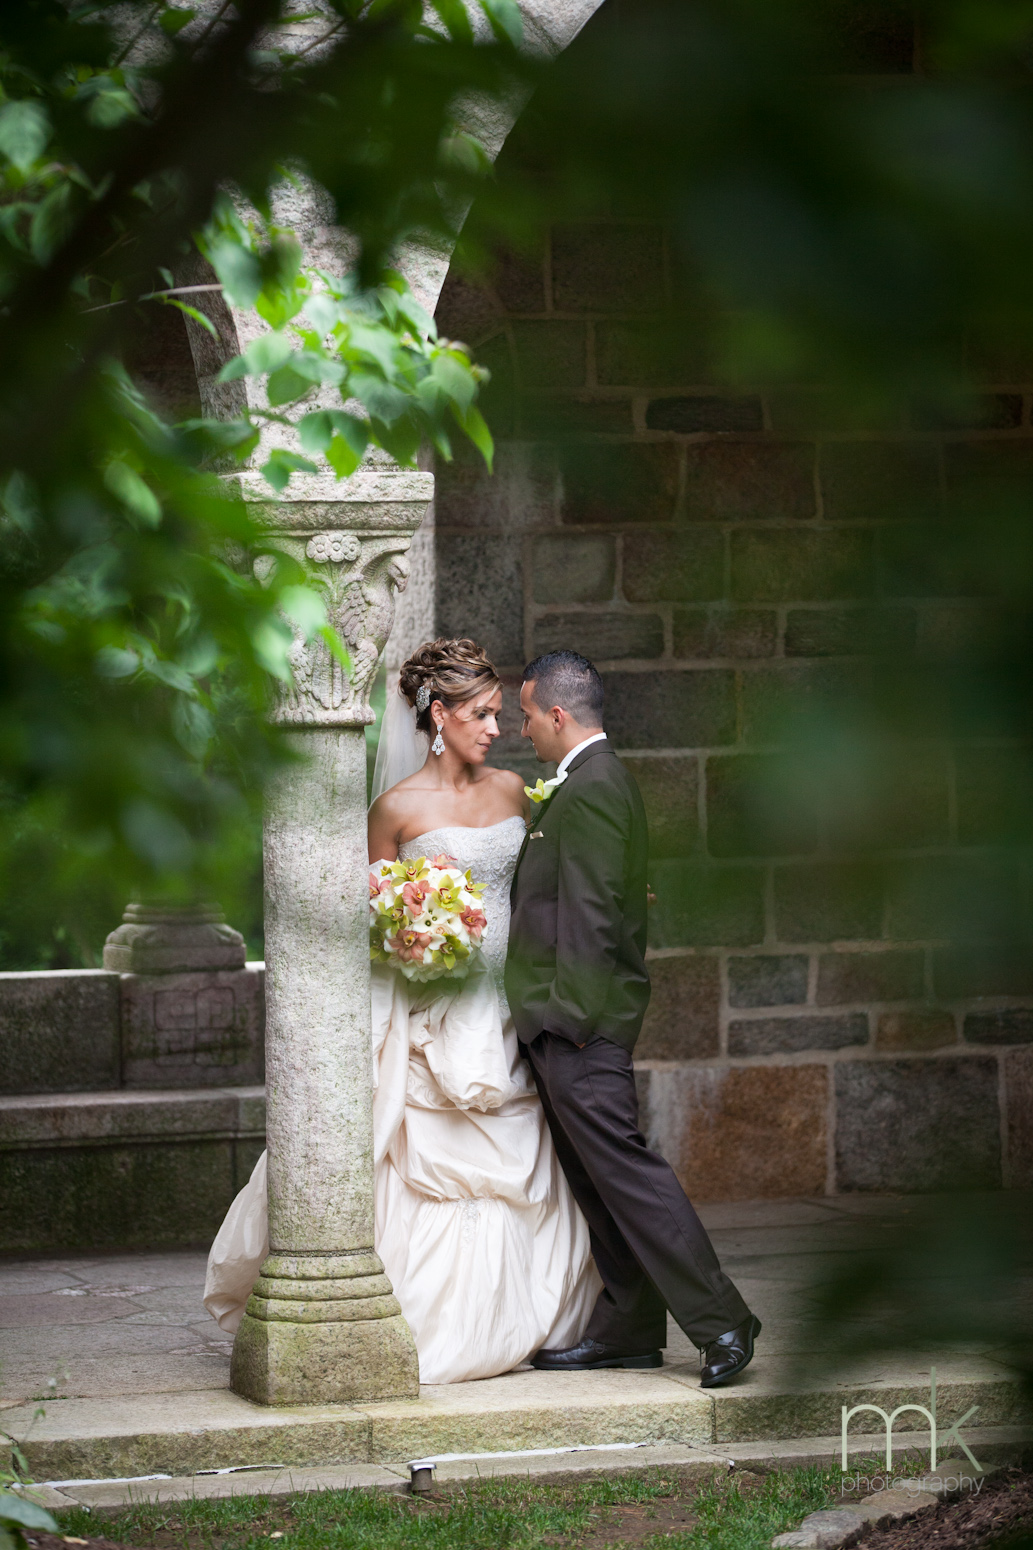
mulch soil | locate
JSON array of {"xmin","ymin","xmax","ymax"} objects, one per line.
[
  {"xmin": 855, "ymin": 1469, "xmax": 1033, "ymax": 1550},
  {"xmin": 539, "ymin": 1496, "xmax": 700, "ymax": 1547}
]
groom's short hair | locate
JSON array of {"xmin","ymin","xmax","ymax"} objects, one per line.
[{"xmin": 523, "ymin": 651, "xmax": 604, "ymax": 726}]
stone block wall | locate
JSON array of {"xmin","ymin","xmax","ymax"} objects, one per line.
[
  {"xmin": 0, "ymin": 966, "xmax": 265, "ymax": 1094},
  {"xmin": 0, "ymin": 966, "xmax": 265, "ymax": 1251},
  {"xmin": 434, "ymin": 226, "xmax": 1033, "ymax": 1201}
]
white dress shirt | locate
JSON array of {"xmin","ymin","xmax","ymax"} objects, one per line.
[{"xmin": 556, "ymin": 731, "xmax": 607, "ymax": 779}]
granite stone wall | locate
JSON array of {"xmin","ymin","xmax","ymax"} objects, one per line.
[
  {"xmin": 434, "ymin": 225, "xmax": 1033, "ymax": 1202},
  {"xmin": 0, "ymin": 967, "xmax": 265, "ymax": 1251}
]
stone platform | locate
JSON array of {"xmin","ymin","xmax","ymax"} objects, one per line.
[{"xmin": 2, "ymin": 1196, "xmax": 1028, "ymax": 1487}]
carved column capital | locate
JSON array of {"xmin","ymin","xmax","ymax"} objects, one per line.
[{"xmin": 244, "ymin": 471, "xmax": 433, "ymax": 728}]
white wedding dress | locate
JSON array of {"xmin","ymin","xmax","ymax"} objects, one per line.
[{"xmin": 203, "ymin": 815, "xmax": 600, "ymax": 1384}]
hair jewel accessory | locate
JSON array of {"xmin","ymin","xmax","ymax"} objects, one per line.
[{"xmin": 416, "ymin": 685, "xmax": 431, "ymax": 712}]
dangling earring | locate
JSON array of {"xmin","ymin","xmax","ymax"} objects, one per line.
[{"xmin": 432, "ymin": 724, "xmax": 445, "ymax": 757}]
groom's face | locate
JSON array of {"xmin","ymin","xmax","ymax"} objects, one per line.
[{"xmin": 520, "ymin": 680, "xmax": 564, "ymax": 764}]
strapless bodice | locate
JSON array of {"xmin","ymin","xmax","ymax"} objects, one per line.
[{"xmin": 398, "ymin": 816, "xmax": 525, "ymax": 979}]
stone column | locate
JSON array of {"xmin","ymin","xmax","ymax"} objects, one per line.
[{"xmin": 230, "ymin": 469, "xmax": 429, "ymax": 1406}]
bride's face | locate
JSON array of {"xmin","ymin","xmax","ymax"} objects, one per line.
[{"xmin": 437, "ymin": 688, "xmax": 502, "ymax": 764}]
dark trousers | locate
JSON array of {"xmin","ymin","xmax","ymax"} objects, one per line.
[{"xmin": 524, "ymin": 1031, "xmax": 751, "ymax": 1350}]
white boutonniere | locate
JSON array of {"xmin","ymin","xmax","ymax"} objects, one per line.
[{"xmin": 524, "ymin": 771, "xmax": 567, "ymax": 806}]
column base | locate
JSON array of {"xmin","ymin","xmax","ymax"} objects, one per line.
[{"xmin": 230, "ymin": 1251, "xmax": 419, "ymax": 1405}]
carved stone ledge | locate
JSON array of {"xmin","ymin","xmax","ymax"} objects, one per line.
[{"xmin": 241, "ymin": 471, "xmax": 434, "ymax": 535}]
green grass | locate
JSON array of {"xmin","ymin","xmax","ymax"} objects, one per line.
[{"xmin": 53, "ymin": 1463, "xmax": 854, "ymax": 1550}]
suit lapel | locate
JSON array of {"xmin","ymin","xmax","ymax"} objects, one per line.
[
  {"xmin": 513, "ymin": 784, "xmax": 557, "ymax": 876},
  {"xmin": 511, "ymin": 739, "xmax": 610, "ymax": 884}
]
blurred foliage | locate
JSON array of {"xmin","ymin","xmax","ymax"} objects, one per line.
[
  {"xmin": 800, "ymin": 1190, "xmax": 1033, "ymax": 1403},
  {"xmin": 468, "ymin": 0, "xmax": 1033, "ymax": 413},
  {"xmin": 5, "ymin": 0, "xmax": 1033, "ymax": 964},
  {"xmin": 0, "ymin": 0, "xmax": 523, "ymax": 956},
  {"xmin": 456, "ymin": 0, "xmax": 1033, "ymax": 958}
]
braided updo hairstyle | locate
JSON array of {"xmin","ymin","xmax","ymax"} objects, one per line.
[{"xmin": 399, "ymin": 638, "xmax": 502, "ymax": 734}]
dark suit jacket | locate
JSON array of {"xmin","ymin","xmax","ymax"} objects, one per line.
[{"xmin": 505, "ymin": 738, "xmax": 651, "ymax": 1052}]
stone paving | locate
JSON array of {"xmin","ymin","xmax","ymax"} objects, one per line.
[{"xmin": 1, "ymin": 1195, "xmax": 1028, "ymax": 1484}]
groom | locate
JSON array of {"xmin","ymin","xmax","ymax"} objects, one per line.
[{"xmin": 505, "ymin": 650, "xmax": 760, "ymax": 1387}]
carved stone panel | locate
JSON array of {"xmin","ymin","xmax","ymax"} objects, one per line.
[
  {"xmin": 268, "ymin": 532, "xmax": 411, "ymax": 727},
  {"xmin": 248, "ymin": 474, "xmax": 431, "ymax": 728},
  {"xmin": 121, "ymin": 966, "xmax": 266, "ymax": 1089}
]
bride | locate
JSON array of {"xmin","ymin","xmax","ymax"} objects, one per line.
[{"xmin": 204, "ymin": 636, "xmax": 600, "ymax": 1383}]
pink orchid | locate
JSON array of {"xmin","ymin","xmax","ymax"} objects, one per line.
[
  {"xmin": 402, "ymin": 880, "xmax": 431, "ymax": 917},
  {"xmin": 432, "ymin": 853, "xmax": 458, "ymax": 868},
  {"xmin": 388, "ymin": 928, "xmax": 433, "ymax": 964},
  {"xmin": 459, "ymin": 906, "xmax": 486, "ymax": 941}
]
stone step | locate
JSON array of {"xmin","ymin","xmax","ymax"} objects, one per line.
[
  {"xmin": 0, "ymin": 1086, "xmax": 265, "ymax": 1254},
  {"xmin": 0, "ymin": 1086, "xmax": 266, "ymax": 1149},
  {"xmin": 10, "ymin": 1428, "xmax": 1030, "ymax": 1513},
  {"xmin": 7, "ymin": 1366, "xmax": 1029, "ymax": 1483}
]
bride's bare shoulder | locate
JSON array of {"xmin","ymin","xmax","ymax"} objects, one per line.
[
  {"xmin": 478, "ymin": 765, "xmax": 528, "ymax": 806},
  {"xmin": 369, "ymin": 775, "xmax": 427, "ymax": 824}
]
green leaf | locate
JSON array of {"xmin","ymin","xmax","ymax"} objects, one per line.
[
  {"xmin": 103, "ymin": 462, "xmax": 162, "ymax": 526},
  {"xmin": 172, "ymin": 697, "xmax": 213, "ymax": 758},
  {"xmin": 428, "ymin": 421, "xmax": 453, "ymax": 461},
  {"xmin": 348, "ymin": 370, "xmax": 411, "ymax": 424},
  {"xmin": 345, "ymin": 320, "xmax": 400, "ymax": 374},
  {"xmin": 265, "ymin": 364, "xmax": 314, "ymax": 406},
  {"xmin": 259, "ymin": 450, "xmax": 318, "ymax": 492},
  {"xmin": 294, "ymin": 352, "xmax": 346, "ymax": 386},
  {"xmin": 428, "ymin": 0, "xmax": 473, "ymax": 42},
  {"xmin": 84, "ymin": 86, "xmax": 140, "ymax": 128},
  {"xmin": 159, "ymin": 6, "xmax": 196, "ymax": 33},
  {"xmin": 479, "ymin": 0, "xmax": 522, "ymax": 46},
  {"xmin": 0, "ymin": 1493, "xmax": 58, "ymax": 1532},
  {"xmin": 451, "ymin": 402, "xmax": 494, "ymax": 472},
  {"xmin": 0, "ymin": 101, "xmax": 50, "ymax": 172},
  {"xmin": 301, "ymin": 410, "xmax": 368, "ymax": 472},
  {"xmin": 163, "ymin": 298, "xmax": 218, "ymax": 337},
  {"xmin": 325, "ymin": 433, "xmax": 363, "ymax": 478},
  {"xmin": 430, "ymin": 350, "xmax": 477, "ymax": 411},
  {"xmin": 298, "ymin": 410, "xmax": 333, "ymax": 454},
  {"xmin": 142, "ymin": 656, "xmax": 195, "ymax": 693},
  {"xmin": 370, "ymin": 413, "xmax": 421, "ymax": 467},
  {"xmin": 206, "ymin": 236, "xmax": 263, "ymax": 308},
  {"xmin": 439, "ymin": 131, "xmax": 492, "ymax": 179},
  {"xmin": 0, "ymin": 1522, "xmax": 21, "ymax": 1550},
  {"xmin": 279, "ymin": 585, "xmax": 327, "ymax": 641},
  {"xmin": 244, "ymin": 332, "xmax": 294, "ymax": 375},
  {"xmin": 94, "ymin": 645, "xmax": 139, "ymax": 678},
  {"xmin": 218, "ymin": 332, "xmax": 292, "ymax": 382},
  {"xmin": 319, "ymin": 624, "xmax": 351, "ymax": 672},
  {"xmin": 303, "ymin": 292, "xmax": 341, "ymax": 336},
  {"xmin": 1, "ymin": 472, "xmax": 39, "ymax": 535},
  {"xmin": 29, "ymin": 183, "xmax": 74, "ymax": 264},
  {"xmin": 250, "ymin": 616, "xmax": 293, "ymax": 679}
]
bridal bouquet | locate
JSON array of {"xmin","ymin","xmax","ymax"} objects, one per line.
[{"xmin": 369, "ymin": 854, "xmax": 487, "ymax": 983}]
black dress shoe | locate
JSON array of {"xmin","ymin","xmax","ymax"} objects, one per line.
[
  {"xmin": 699, "ymin": 1315, "xmax": 761, "ymax": 1388},
  {"xmin": 531, "ymin": 1337, "xmax": 663, "ymax": 1371}
]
